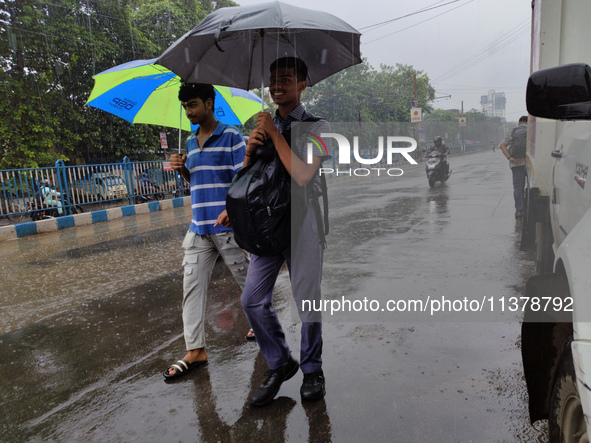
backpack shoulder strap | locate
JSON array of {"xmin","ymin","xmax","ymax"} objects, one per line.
[
  {"xmin": 303, "ymin": 114, "xmax": 329, "ymax": 237},
  {"xmin": 319, "ymin": 173, "xmax": 329, "ymax": 236},
  {"xmin": 284, "ymin": 113, "xmax": 330, "ymax": 241}
]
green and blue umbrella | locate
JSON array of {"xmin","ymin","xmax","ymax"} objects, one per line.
[{"xmin": 86, "ymin": 58, "xmax": 267, "ymax": 132}]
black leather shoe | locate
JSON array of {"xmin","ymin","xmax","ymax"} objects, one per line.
[
  {"xmin": 251, "ymin": 357, "xmax": 299, "ymax": 406},
  {"xmin": 300, "ymin": 370, "xmax": 326, "ymax": 400}
]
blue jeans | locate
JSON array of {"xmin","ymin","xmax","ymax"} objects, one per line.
[
  {"xmin": 511, "ymin": 165, "xmax": 526, "ymax": 212},
  {"xmin": 240, "ymin": 201, "xmax": 324, "ymax": 374}
]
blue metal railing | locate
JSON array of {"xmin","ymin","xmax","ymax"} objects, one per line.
[{"xmin": 0, "ymin": 158, "xmax": 189, "ymax": 221}]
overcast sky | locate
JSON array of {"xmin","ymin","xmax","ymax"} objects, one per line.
[{"xmin": 235, "ymin": 0, "xmax": 532, "ymax": 121}]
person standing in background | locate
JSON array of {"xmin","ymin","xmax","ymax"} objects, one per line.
[{"xmin": 499, "ymin": 116, "xmax": 528, "ymax": 218}]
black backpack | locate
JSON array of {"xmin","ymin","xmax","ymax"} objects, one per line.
[
  {"xmin": 509, "ymin": 124, "xmax": 527, "ymax": 159},
  {"xmin": 226, "ymin": 117, "xmax": 328, "ymax": 256}
]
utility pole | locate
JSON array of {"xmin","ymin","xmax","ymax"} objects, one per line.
[
  {"xmin": 461, "ymin": 101, "xmax": 465, "ymax": 152},
  {"xmin": 414, "ymin": 74, "xmax": 419, "ymax": 161}
]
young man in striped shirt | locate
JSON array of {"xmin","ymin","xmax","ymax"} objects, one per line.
[{"xmin": 164, "ymin": 83, "xmax": 249, "ymax": 379}]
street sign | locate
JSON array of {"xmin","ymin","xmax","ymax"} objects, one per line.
[
  {"xmin": 411, "ymin": 107, "xmax": 422, "ymax": 123},
  {"xmin": 459, "ymin": 117, "xmax": 467, "ymax": 127},
  {"xmin": 418, "ymin": 127, "xmax": 426, "ymax": 142},
  {"xmin": 159, "ymin": 132, "xmax": 168, "ymax": 149}
]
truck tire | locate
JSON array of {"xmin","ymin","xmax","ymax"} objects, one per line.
[{"xmin": 549, "ymin": 346, "xmax": 589, "ymax": 443}]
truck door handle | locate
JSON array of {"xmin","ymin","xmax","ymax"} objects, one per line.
[{"xmin": 551, "ymin": 150, "xmax": 563, "ymax": 158}]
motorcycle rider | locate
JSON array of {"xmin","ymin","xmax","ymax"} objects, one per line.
[
  {"xmin": 40, "ymin": 179, "xmax": 63, "ymax": 215},
  {"xmin": 139, "ymin": 172, "xmax": 160, "ymax": 200},
  {"xmin": 428, "ymin": 136, "xmax": 451, "ymax": 178}
]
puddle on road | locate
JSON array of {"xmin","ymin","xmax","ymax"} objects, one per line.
[
  {"xmin": 322, "ymin": 322, "xmax": 547, "ymax": 442},
  {"xmin": 0, "ymin": 259, "xmax": 251, "ymax": 441},
  {"xmin": 0, "ymin": 214, "xmax": 190, "ymax": 334}
]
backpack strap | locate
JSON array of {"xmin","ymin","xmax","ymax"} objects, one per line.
[
  {"xmin": 282, "ymin": 114, "xmax": 330, "ymax": 246},
  {"xmin": 319, "ymin": 173, "xmax": 329, "ymax": 235},
  {"xmin": 311, "ymin": 195, "xmax": 327, "ymax": 249},
  {"xmin": 315, "ymin": 173, "xmax": 329, "ymax": 249},
  {"xmin": 302, "ymin": 115, "xmax": 329, "ymax": 237}
]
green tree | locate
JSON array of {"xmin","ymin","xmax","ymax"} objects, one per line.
[
  {"xmin": 0, "ymin": 0, "xmax": 236, "ymax": 169},
  {"xmin": 422, "ymin": 109, "xmax": 458, "ymax": 122},
  {"xmin": 0, "ymin": 0, "xmax": 77, "ymax": 168},
  {"xmin": 133, "ymin": 0, "xmax": 208, "ymax": 56},
  {"xmin": 371, "ymin": 64, "xmax": 435, "ymax": 122},
  {"xmin": 302, "ymin": 61, "xmax": 435, "ymax": 124},
  {"xmin": 463, "ymin": 108, "xmax": 504, "ymax": 144},
  {"xmin": 421, "ymin": 109, "xmax": 460, "ymax": 146},
  {"xmin": 302, "ymin": 61, "xmax": 375, "ymax": 123},
  {"xmin": 0, "ymin": 0, "xmax": 154, "ymax": 167}
]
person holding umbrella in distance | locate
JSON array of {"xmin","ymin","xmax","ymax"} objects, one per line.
[
  {"xmin": 240, "ymin": 57, "xmax": 331, "ymax": 406},
  {"xmin": 163, "ymin": 83, "xmax": 251, "ymax": 379}
]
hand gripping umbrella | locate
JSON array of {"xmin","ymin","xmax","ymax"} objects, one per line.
[
  {"xmin": 86, "ymin": 58, "xmax": 267, "ymax": 151},
  {"xmin": 156, "ymin": 1, "xmax": 361, "ymax": 97}
]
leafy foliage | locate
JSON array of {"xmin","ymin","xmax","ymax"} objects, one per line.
[
  {"xmin": 0, "ymin": 0, "xmax": 235, "ymax": 168},
  {"xmin": 302, "ymin": 60, "xmax": 435, "ymax": 124},
  {"xmin": 421, "ymin": 108, "xmax": 504, "ymax": 147}
]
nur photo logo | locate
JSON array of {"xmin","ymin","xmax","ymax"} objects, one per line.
[{"xmin": 305, "ymin": 131, "xmax": 418, "ymax": 177}]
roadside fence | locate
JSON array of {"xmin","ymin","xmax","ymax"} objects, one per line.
[{"xmin": 0, "ymin": 157, "xmax": 187, "ymax": 221}]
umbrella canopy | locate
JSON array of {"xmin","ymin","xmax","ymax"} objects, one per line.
[
  {"xmin": 86, "ymin": 58, "xmax": 267, "ymax": 132},
  {"xmin": 156, "ymin": 1, "xmax": 362, "ymax": 90}
]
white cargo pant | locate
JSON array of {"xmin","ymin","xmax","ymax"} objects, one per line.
[{"xmin": 182, "ymin": 230, "xmax": 249, "ymax": 350}]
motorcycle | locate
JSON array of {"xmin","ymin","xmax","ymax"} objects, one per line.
[
  {"xmin": 28, "ymin": 180, "xmax": 83, "ymax": 220},
  {"xmin": 171, "ymin": 175, "xmax": 190, "ymax": 198},
  {"xmin": 172, "ymin": 184, "xmax": 190, "ymax": 198},
  {"xmin": 425, "ymin": 151, "xmax": 450, "ymax": 188},
  {"xmin": 30, "ymin": 194, "xmax": 83, "ymax": 220},
  {"xmin": 136, "ymin": 175, "xmax": 164, "ymax": 203}
]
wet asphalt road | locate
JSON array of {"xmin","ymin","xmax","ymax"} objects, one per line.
[{"xmin": 0, "ymin": 149, "xmax": 548, "ymax": 442}]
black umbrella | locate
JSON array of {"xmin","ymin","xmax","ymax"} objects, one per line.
[{"xmin": 156, "ymin": 1, "xmax": 361, "ymax": 93}]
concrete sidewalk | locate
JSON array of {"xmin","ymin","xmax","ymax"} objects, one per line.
[{"xmin": 0, "ymin": 196, "xmax": 192, "ymax": 242}]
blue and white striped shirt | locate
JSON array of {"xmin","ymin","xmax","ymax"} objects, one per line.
[{"xmin": 186, "ymin": 122, "xmax": 245, "ymax": 235}]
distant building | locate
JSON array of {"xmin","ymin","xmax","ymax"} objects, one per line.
[{"xmin": 480, "ymin": 90, "xmax": 506, "ymax": 121}]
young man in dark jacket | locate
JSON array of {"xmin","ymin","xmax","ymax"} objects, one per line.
[{"xmin": 241, "ymin": 57, "xmax": 331, "ymax": 406}]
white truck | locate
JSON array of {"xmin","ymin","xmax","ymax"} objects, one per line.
[{"xmin": 521, "ymin": 0, "xmax": 591, "ymax": 441}]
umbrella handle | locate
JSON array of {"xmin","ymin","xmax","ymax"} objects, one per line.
[
  {"xmin": 261, "ymin": 30, "xmax": 265, "ymax": 112},
  {"xmin": 261, "ymin": 77, "xmax": 265, "ymax": 112},
  {"xmin": 179, "ymin": 103, "xmax": 182, "ymax": 154}
]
